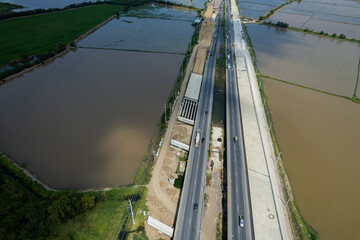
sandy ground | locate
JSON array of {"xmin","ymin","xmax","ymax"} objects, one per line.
[
  {"xmin": 145, "ymin": 1, "xmax": 218, "ymax": 239},
  {"xmin": 193, "ymin": 3, "xmax": 217, "ymax": 75},
  {"xmin": 201, "ymin": 127, "xmax": 224, "ymax": 240}
]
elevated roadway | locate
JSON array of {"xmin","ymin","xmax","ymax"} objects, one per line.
[{"xmin": 174, "ymin": 3, "xmax": 223, "ymax": 239}]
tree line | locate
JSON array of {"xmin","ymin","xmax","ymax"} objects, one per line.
[{"xmin": 0, "ymin": 0, "xmax": 152, "ymax": 21}]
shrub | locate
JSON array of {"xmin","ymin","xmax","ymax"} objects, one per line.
[
  {"xmin": 276, "ymin": 21, "xmax": 288, "ymax": 28},
  {"xmin": 174, "ymin": 175, "xmax": 184, "ymax": 189},
  {"xmin": 332, "ymin": 33, "xmax": 337, "ymax": 37}
]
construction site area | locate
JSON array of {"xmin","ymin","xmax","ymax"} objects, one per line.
[{"xmin": 145, "ymin": 0, "xmax": 224, "ymax": 239}]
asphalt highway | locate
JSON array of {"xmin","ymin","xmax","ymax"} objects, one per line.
[
  {"xmin": 225, "ymin": 0, "xmax": 254, "ymax": 239},
  {"xmin": 174, "ymin": 4, "xmax": 224, "ymax": 240}
]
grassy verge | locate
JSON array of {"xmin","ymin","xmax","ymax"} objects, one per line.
[
  {"xmin": 0, "ymin": 2, "xmax": 23, "ymax": 17},
  {"xmin": 216, "ymin": 213, "xmax": 223, "ymax": 240},
  {"xmin": 354, "ymin": 57, "xmax": 360, "ymax": 100},
  {"xmin": 0, "ymin": 4, "xmax": 127, "ymax": 67},
  {"xmin": 243, "ymin": 24, "xmax": 318, "ymax": 239},
  {"xmin": 51, "ymin": 187, "xmax": 146, "ymax": 240}
]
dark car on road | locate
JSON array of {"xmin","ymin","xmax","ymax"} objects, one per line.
[{"xmin": 193, "ymin": 203, "xmax": 198, "ymax": 212}]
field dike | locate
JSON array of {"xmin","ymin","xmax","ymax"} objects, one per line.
[
  {"xmin": 0, "ymin": 4, "xmax": 201, "ymax": 239},
  {"xmin": 242, "ymin": 22, "xmax": 318, "ymax": 240},
  {"xmin": 0, "ymin": 13, "xmax": 117, "ymax": 84}
]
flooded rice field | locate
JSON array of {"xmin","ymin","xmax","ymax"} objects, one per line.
[
  {"xmin": 166, "ymin": 0, "xmax": 207, "ymax": 9},
  {"xmin": 0, "ymin": 5, "xmax": 195, "ymax": 189},
  {"xmin": 262, "ymin": 78, "xmax": 360, "ymax": 240},
  {"xmin": 125, "ymin": 3, "xmax": 197, "ymax": 21},
  {"xmin": 246, "ymin": 24, "xmax": 360, "ymax": 97},
  {"xmin": 247, "ymin": 23, "xmax": 360, "ymax": 239},
  {"xmin": 0, "ymin": 0, "xmax": 103, "ymax": 11},
  {"xmin": 237, "ymin": 0, "xmax": 287, "ymax": 19},
  {"xmin": 268, "ymin": 0, "xmax": 360, "ymax": 38},
  {"xmin": 79, "ymin": 14, "xmax": 196, "ymax": 53}
]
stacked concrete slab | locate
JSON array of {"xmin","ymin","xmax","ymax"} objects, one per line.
[{"xmin": 177, "ymin": 73, "xmax": 203, "ymax": 125}]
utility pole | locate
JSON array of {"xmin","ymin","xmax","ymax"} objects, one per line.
[{"xmin": 128, "ymin": 199, "xmax": 135, "ymax": 224}]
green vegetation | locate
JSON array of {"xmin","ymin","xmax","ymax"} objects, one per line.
[
  {"xmin": 214, "ymin": 9, "xmax": 226, "ymax": 90},
  {"xmin": 243, "ymin": 24, "xmax": 318, "ymax": 239},
  {"xmin": 0, "ymin": 4, "xmax": 126, "ymax": 67},
  {"xmin": 155, "ymin": 0, "xmax": 202, "ymax": 10},
  {"xmin": 0, "ymin": 2, "xmax": 23, "ymax": 17},
  {"xmin": 275, "ymin": 21, "xmax": 289, "ymax": 28},
  {"xmin": 0, "ymin": 155, "xmax": 144, "ymax": 239},
  {"xmin": 354, "ymin": 57, "xmax": 360, "ymax": 101},
  {"xmin": 174, "ymin": 174, "xmax": 184, "ymax": 189},
  {"xmin": 52, "ymin": 188, "xmax": 147, "ymax": 240},
  {"xmin": 0, "ymin": 153, "xmax": 147, "ymax": 240},
  {"xmin": 179, "ymin": 153, "xmax": 189, "ymax": 162},
  {"xmin": 258, "ymin": 0, "xmax": 294, "ymax": 21},
  {"xmin": 264, "ymin": 22, "xmax": 360, "ymax": 43},
  {"xmin": 216, "ymin": 213, "xmax": 223, "ymax": 240}
]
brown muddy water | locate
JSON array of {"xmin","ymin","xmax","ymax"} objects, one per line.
[
  {"xmin": 263, "ymin": 78, "xmax": 360, "ymax": 240},
  {"xmin": 246, "ymin": 24, "xmax": 360, "ymax": 97},
  {"xmin": 0, "ymin": 5, "xmax": 195, "ymax": 189},
  {"xmin": 248, "ymin": 23, "xmax": 360, "ymax": 239},
  {"xmin": 0, "ymin": 48, "xmax": 183, "ymax": 189}
]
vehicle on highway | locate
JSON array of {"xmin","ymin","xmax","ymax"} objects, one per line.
[
  {"xmin": 193, "ymin": 203, "xmax": 198, "ymax": 212},
  {"xmin": 195, "ymin": 129, "xmax": 200, "ymax": 147},
  {"xmin": 227, "ymin": 55, "xmax": 230, "ymax": 59},
  {"xmin": 228, "ymin": 64, "xmax": 231, "ymax": 70},
  {"xmin": 234, "ymin": 136, "xmax": 238, "ymax": 142},
  {"xmin": 239, "ymin": 215, "xmax": 244, "ymax": 227},
  {"xmin": 201, "ymin": 137, "xmax": 205, "ymax": 143}
]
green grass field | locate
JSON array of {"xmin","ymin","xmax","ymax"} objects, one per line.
[
  {"xmin": 0, "ymin": 4, "xmax": 124, "ymax": 66},
  {"xmin": 51, "ymin": 187, "xmax": 147, "ymax": 240}
]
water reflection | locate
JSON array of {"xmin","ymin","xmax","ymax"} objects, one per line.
[
  {"xmin": 0, "ymin": 0, "xmax": 103, "ymax": 11},
  {"xmin": 263, "ymin": 78, "xmax": 360, "ymax": 240},
  {"xmin": 0, "ymin": 49, "xmax": 183, "ymax": 189},
  {"xmin": 79, "ymin": 16, "xmax": 195, "ymax": 54},
  {"xmin": 247, "ymin": 24, "xmax": 360, "ymax": 97}
]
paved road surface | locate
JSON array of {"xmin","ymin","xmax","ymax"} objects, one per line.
[
  {"xmin": 174, "ymin": 4, "xmax": 223, "ymax": 240},
  {"xmin": 225, "ymin": 0, "xmax": 254, "ymax": 239}
]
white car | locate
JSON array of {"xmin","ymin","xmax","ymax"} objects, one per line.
[
  {"xmin": 239, "ymin": 215, "xmax": 245, "ymax": 227},
  {"xmin": 228, "ymin": 64, "xmax": 231, "ymax": 70}
]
